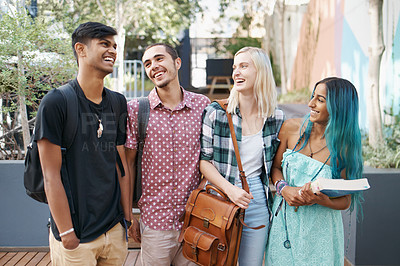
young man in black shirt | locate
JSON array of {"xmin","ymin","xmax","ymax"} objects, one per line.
[{"xmin": 36, "ymin": 22, "xmax": 131, "ymax": 265}]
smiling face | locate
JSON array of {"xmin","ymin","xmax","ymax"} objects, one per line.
[
  {"xmin": 232, "ymin": 51, "xmax": 257, "ymax": 95},
  {"xmin": 308, "ymin": 83, "xmax": 329, "ymax": 124},
  {"xmin": 142, "ymin": 45, "xmax": 181, "ymax": 89},
  {"xmin": 80, "ymin": 36, "xmax": 117, "ymax": 75}
]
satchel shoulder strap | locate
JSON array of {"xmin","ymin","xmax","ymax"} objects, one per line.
[
  {"xmin": 215, "ymin": 99, "xmax": 249, "ymax": 194},
  {"xmin": 216, "ymin": 99, "xmax": 264, "ymax": 230}
]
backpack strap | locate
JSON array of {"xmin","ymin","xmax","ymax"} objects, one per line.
[
  {"xmin": 56, "ymin": 81, "xmax": 79, "ymax": 214},
  {"xmin": 105, "ymin": 88, "xmax": 126, "ymax": 177},
  {"xmin": 57, "ymin": 82, "xmax": 78, "ymax": 149},
  {"xmin": 106, "ymin": 88, "xmax": 122, "ymax": 124},
  {"xmin": 137, "ymin": 97, "xmax": 150, "ymax": 151},
  {"xmin": 134, "ymin": 97, "xmax": 150, "ymax": 202}
]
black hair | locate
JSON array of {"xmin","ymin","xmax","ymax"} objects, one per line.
[
  {"xmin": 71, "ymin": 22, "xmax": 117, "ymax": 61},
  {"xmin": 144, "ymin": 43, "xmax": 178, "ymax": 61}
]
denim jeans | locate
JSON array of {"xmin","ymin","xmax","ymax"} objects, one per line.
[{"xmin": 238, "ymin": 177, "xmax": 270, "ymax": 266}]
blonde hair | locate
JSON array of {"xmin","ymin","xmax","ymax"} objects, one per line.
[{"xmin": 227, "ymin": 47, "xmax": 277, "ymax": 118}]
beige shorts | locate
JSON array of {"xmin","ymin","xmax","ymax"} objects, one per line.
[
  {"xmin": 49, "ymin": 223, "xmax": 128, "ymax": 266},
  {"xmin": 140, "ymin": 220, "xmax": 196, "ymax": 266}
]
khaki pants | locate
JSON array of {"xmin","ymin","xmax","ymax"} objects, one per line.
[
  {"xmin": 50, "ymin": 223, "xmax": 128, "ymax": 266},
  {"xmin": 140, "ymin": 220, "xmax": 196, "ymax": 266}
]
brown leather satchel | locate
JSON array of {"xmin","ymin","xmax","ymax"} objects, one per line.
[{"xmin": 179, "ymin": 99, "xmax": 264, "ymax": 266}]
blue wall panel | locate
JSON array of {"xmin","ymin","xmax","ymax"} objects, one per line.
[
  {"xmin": 340, "ymin": 19, "xmax": 369, "ymax": 130},
  {"xmin": 0, "ymin": 161, "xmax": 49, "ymax": 247}
]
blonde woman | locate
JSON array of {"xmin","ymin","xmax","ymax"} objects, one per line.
[{"xmin": 200, "ymin": 47, "xmax": 284, "ymax": 265}]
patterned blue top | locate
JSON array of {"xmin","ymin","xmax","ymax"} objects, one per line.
[{"xmin": 266, "ymin": 149, "xmax": 344, "ymax": 266}]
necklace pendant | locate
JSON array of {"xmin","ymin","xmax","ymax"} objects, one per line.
[
  {"xmin": 97, "ymin": 120, "xmax": 103, "ymax": 138},
  {"xmin": 284, "ymin": 240, "xmax": 291, "ymax": 249}
]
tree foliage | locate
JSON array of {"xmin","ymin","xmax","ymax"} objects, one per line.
[
  {"xmin": 363, "ymin": 103, "xmax": 400, "ymax": 168},
  {"xmin": 223, "ymin": 37, "xmax": 262, "ymax": 57},
  {"xmin": 0, "ymin": 0, "xmax": 201, "ymax": 159},
  {"xmin": 39, "ymin": 0, "xmax": 200, "ymax": 91},
  {"xmin": 0, "ymin": 13, "xmax": 75, "ymax": 96},
  {"xmin": 0, "ymin": 5, "xmax": 76, "ymax": 159},
  {"xmin": 40, "ymin": 0, "xmax": 201, "ymax": 46}
]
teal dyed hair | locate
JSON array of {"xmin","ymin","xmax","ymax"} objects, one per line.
[{"xmin": 297, "ymin": 77, "xmax": 363, "ymax": 214}]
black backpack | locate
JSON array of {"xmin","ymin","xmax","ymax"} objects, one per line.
[{"xmin": 24, "ymin": 80, "xmax": 123, "ymax": 203}]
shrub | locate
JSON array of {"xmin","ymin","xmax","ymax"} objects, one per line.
[
  {"xmin": 362, "ymin": 105, "xmax": 400, "ymax": 168},
  {"xmin": 278, "ymin": 87, "xmax": 310, "ymax": 104}
]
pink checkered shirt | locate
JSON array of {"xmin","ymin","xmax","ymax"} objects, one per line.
[{"xmin": 125, "ymin": 88, "xmax": 210, "ymax": 230}]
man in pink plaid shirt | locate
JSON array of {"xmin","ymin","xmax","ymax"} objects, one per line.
[{"xmin": 125, "ymin": 43, "xmax": 210, "ymax": 265}]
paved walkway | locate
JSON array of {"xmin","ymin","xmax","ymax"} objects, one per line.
[{"xmin": 278, "ymin": 103, "xmax": 309, "ymax": 119}]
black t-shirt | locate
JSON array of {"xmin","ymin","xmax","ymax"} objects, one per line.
[{"xmin": 34, "ymin": 79, "xmax": 127, "ymax": 243}]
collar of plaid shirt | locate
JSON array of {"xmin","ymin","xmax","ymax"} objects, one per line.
[{"xmin": 200, "ymin": 102, "xmax": 285, "ymax": 187}]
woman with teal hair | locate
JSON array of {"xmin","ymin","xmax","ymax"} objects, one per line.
[{"xmin": 266, "ymin": 77, "xmax": 363, "ymax": 265}]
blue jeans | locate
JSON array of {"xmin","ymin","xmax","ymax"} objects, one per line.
[{"xmin": 238, "ymin": 177, "xmax": 270, "ymax": 266}]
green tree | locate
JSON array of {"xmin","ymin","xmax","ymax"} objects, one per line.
[
  {"xmin": 0, "ymin": 2, "xmax": 76, "ymax": 159},
  {"xmin": 223, "ymin": 37, "xmax": 262, "ymax": 57},
  {"xmin": 367, "ymin": 0, "xmax": 384, "ymax": 148},
  {"xmin": 41, "ymin": 0, "xmax": 201, "ymax": 91}
]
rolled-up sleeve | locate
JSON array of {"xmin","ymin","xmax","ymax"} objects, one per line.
[{"xmin": 200, "ymin": 105, "xmax": 216, "ymax": 161}]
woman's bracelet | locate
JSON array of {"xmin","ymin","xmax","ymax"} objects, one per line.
[
  {"xmin": 274, "ymin": 179, "xmax": 283, "ymax": 188},
  {"xmin": 59, "ymin": 228, "xmax": 74, "ymax": 237},
  {"xmin": 276, "ymin": 180, "xmax": 289, "ymax": 196}
]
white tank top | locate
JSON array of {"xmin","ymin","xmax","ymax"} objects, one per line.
[{"xmin": 238, "ymin": 129, "xmax": 263, "ymax": 181}]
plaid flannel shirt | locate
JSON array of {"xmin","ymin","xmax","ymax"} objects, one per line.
[{"xmin": 200, "ymin": 101, "xmax": 285, "ymax": 187}]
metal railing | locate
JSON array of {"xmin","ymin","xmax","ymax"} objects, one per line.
[{"xmin": 112, "ymin": 60, "xmax": 146, "ymax": 99}]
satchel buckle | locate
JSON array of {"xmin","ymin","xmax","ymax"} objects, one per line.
[
  {"xmin": 203, "ymin": 218, "xmax": 209, "ymax": 228},
  {"xmin": 217, "ymin": 243, "xmax": 225, "ymax": 251},
  {"xmin": 191, "ymin": 245, "xmax": 198, "ymax": 261}
]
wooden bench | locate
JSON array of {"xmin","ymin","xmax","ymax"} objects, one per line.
[{"xmin": 207, "ymin": 76, "xmax": 232, "ymax": 97}]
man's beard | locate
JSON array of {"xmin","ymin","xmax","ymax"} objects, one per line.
[
  {"xmin": 156, "ymin": 79, "xmax": 170, "ymax": 88},
  {"xmin": 152, "ymin": 68, "xmax": 177, "ymax": 88}
]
